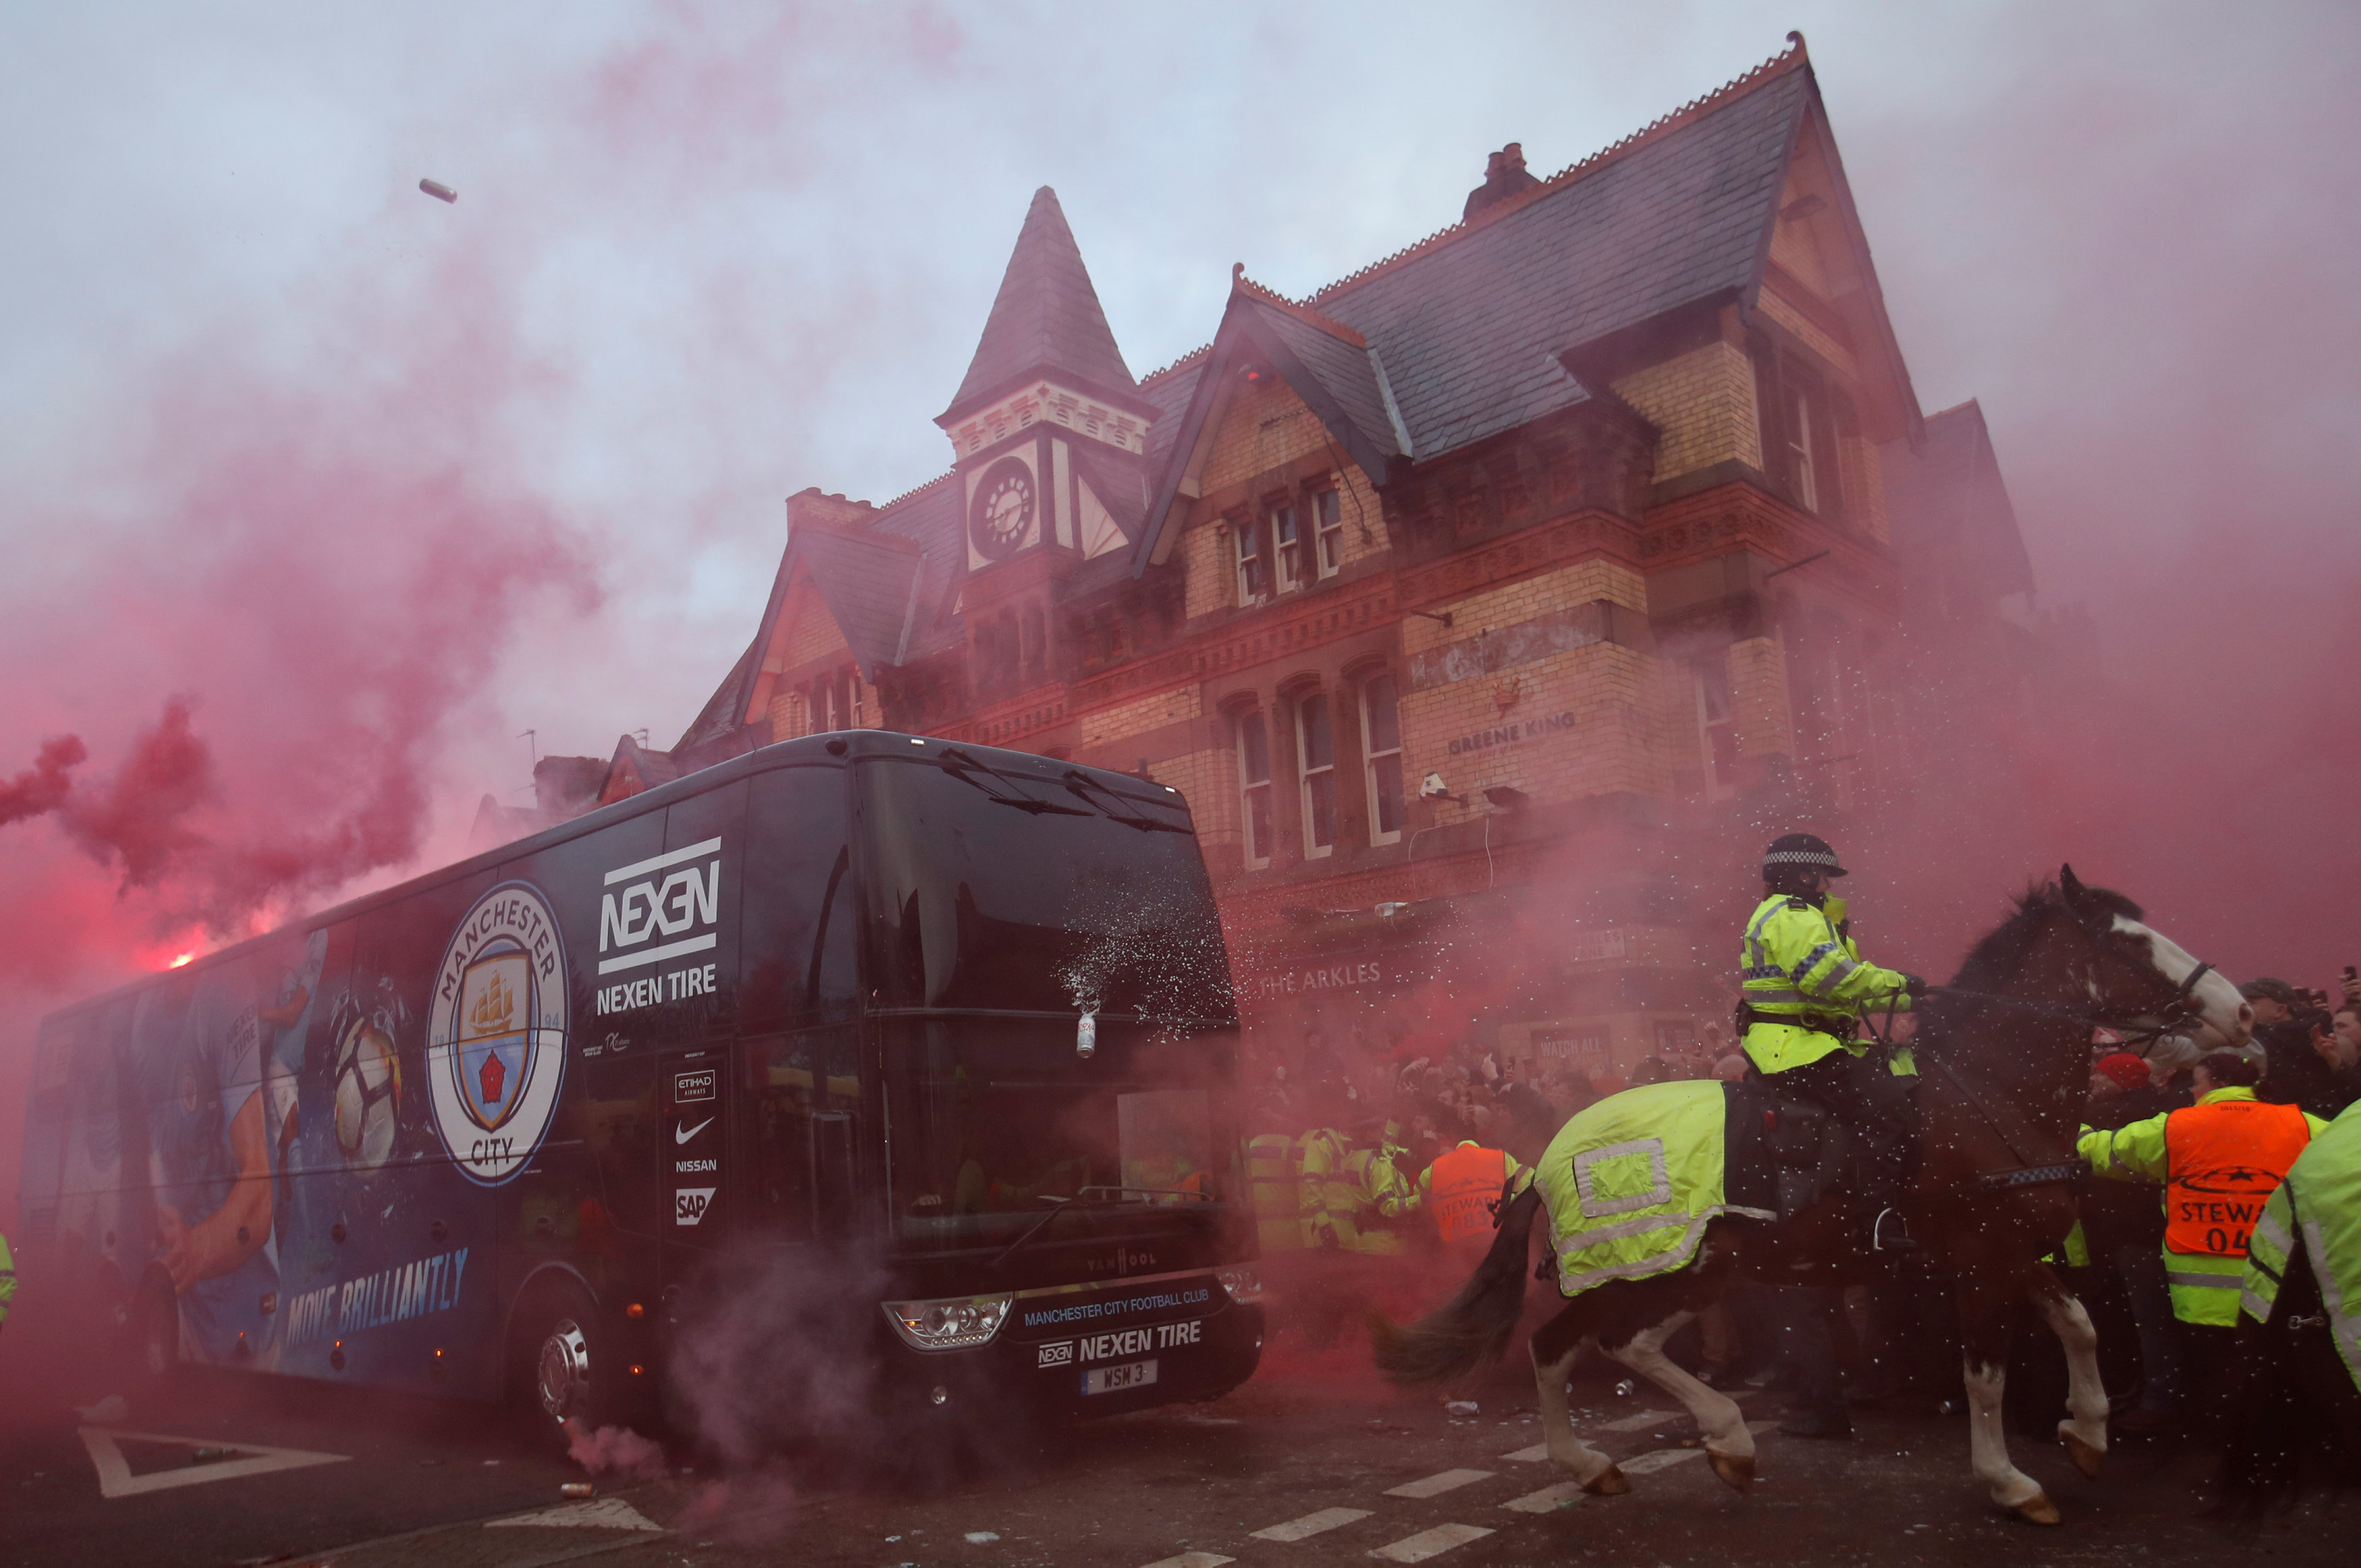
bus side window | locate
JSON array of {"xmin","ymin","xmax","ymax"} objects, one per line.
[
  {"xmin": 737, "ymin": 1037, "xmax": 815, "ymax": 1240},
  {"xmin": 740, "ymin": 766, "xmax": 855, "ymax": 1030}
]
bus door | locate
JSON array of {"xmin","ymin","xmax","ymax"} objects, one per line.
[{"xmin": 662, "ymin": 1047, "xmax": 730, "ymax": 1282}]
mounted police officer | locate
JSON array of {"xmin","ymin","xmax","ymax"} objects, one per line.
[{"xmin": 1739, "ymin": 833, "xmax": 1926, "ymax": 1250}]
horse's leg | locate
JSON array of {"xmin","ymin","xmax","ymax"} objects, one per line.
[
  {"xmin": 1601, "ymin": 1308, "xmax": 1755, "ymax": 1493},
  {"xmin": 2028, "ymin": 1267, "xmax": 2108, "ymax": 1480},
  {"xmin": 1531, "ymin": 1306, "xmax": 1626, "ymax": 1494},
  {"xmin": 1958, "ymin": 1264, "xmax": 2059, "ymax": 1524}
]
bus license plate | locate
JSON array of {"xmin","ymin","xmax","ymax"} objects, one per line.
[{"xmin": 1081, "ymin": 1358, "xmax": 1158, "ymax": 1396}]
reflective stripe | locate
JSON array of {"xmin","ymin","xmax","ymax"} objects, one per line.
[
  {"xmin": 1570, "ymin": 1139, "xmax": 1672, "ymax": 1218},
  {"xmin": 2164, "ymin": 1269, "xmax": 2243, "ymax": 1290},
  {"xmin": 1792, "ymin": 942, "xmax": 1840, "ymax": 982},
  {"xmin": 2256, "ymin": 1210, "xmax": 2296, "ymax": 1260},
  {"xmin": 2303, "ymin": 1216, "xmax": 2361, "ymax": 1388},
  {"xmin": 1742, "ymin": 989, "xmax": 1813, "ymax": 1008},
  {"xmin": 2240, "ymin": 1289, "xmax": 2275, "ymax": 1320}
]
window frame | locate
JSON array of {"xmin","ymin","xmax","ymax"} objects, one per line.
[
  {"xmin": 1692, "ymin": 655, "xmax": 1738, "ymax": 799},
  {"xmin": 1295, "ymin": 691, "xmax": 1336, "ymax": 859},
  {"xmin": 1311, "ymin": 486, "xmax": 1344, "ymax": 579},
  {"xmin": 1235, "ymin": 709, "xmax": 1274, "ymax": 871},
  {"xmin": 1232, "ymin": 517, "xmax": 1268, "ymax": 606},
  {"xmin": 1359, "ymin": 673, "xmax": 1404, "ymax": 846},
  {"xmin": 1271, "ymin": 500, "xmax": 1303, "ymax": 594}
]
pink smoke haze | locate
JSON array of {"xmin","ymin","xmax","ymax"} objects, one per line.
[
  {"xmin": 0, "ymin": 1, "xmax": 2353, "ymax": 1358},
  {"xmin": 564, "ymin": 1420, "xmax": 671, "ymax": 1480}
]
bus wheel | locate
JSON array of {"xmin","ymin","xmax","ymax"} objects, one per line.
[{"xmin": 511, "ymin": 1283, "xmax": 610, "ymax": 1447}]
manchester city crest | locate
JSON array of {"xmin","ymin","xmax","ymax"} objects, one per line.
[{"xmin": 426, "ymin": 882, "xmax": 569, "ymax": 1184}]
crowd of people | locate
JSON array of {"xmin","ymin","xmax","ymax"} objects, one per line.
[{"xmin": 1236, "ymin": 960, "xmax": 2361, "ymax": 1446}]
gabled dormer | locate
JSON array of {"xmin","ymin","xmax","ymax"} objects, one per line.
[{"xmin": 936, "ymin": 187, "xmax": 1162, "ymax": 576}]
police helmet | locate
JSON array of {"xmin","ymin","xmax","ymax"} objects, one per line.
[{"xmin": 1763, "ymin": 832, "xmax": 1847, "ymax": 879}]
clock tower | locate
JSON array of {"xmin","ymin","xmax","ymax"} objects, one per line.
[{"xmin": 937, "ymin": 187, "xmax": 1162, "ymax": 578}]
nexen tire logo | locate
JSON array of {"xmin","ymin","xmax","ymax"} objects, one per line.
[{"xmin": 600, "ymin": 838, "xmax": 722, "ymax": 976}]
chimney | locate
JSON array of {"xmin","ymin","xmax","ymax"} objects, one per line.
[
  {"xmin": 1462, "ymin": 142, "xmax": 1539, "ymax": 221},
  {"xmin": 785, "ymin": 487, "xmax": 877, "ymax": 538}
]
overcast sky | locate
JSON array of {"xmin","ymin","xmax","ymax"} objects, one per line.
[{"xmin": 0, "ymin": 0, "xmax": 2356, "ymax": 988}]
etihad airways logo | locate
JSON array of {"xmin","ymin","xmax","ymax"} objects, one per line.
[{"xmin": 600, "ymin": 838, "xmax": 722, "ymax": 976}]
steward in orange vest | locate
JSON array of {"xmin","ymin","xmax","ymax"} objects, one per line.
[
  {"xmin": 1416, "ymin": 1140, "xmax": 1529, "ymax": 1253},
  {"xmin": 2080, "ymin": 1051, "xmax": 2326, "ymax": 1325}
]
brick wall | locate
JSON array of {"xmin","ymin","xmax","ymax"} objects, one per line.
[
  {"xmin": 1080, "ymin": 684, "xmax": 1202, "ymax": 749},
  {"xmin": 1402, "ymin": 558, "xmax": 1647, "ymax": 656},
  {"xmin": 1838, "ymin": 434, "xmax": 1889, "ymax": 544},
  {"xmin": 1758, "ymin": 285, "xmax": 1860, "ymax": 383},
  {"xmin": 1611, "ymin": 342, "xmax": 1763, "ymax": 482},
  {"xmin": 1145, "ymin": 745, "xmax": 1238, "ymax": 850},
  {"xmin": 1728, "ymin": 635, "xmax": 1794, "ymax": 759},
  {"xmin": 1767, "ymin": 211, "xmax": 1829, "ymax": 296},
  {"xmin": 1199, "ymin": 379, "xmax": 1329, "ymax": 494},
  {"xmin": 1400, "ymin": 641, "xmax": 1674, "ymax": 806},
  {"xmin": 776, "ymin": 581, "xmax": 852, "ymax": 674}
]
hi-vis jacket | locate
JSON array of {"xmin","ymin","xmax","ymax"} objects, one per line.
[
  {"xmin": 2079, "ymin": 1086, "xmax": 2325, "ymax": 1326},
  {"xmin": 1247, "ymin": 1133, "xmax": 1307, "ymax": 1252},
  {"xmin": 1739, "ymin": 894, "xmax": 1914, "ymax": 1074},
  {"xmin": 1418, "ymin": 1141, "xmax": 1528, "ymax": 1246},
  {"xmin": 1342, "ymin": 1142, "xmax": 1414, "ymax": 1256},
  {"xmin": 1297, "ymin": 1128, "xmax": 1364, "ymax": 1252},
  {"xmin": 2242, "ymin": 1099, "xmax": 2361, "ymax": 1391}
]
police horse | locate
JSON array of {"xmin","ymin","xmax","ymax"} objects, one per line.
[{"xmin": 1373, "ymin": 869, "xmax": 2252, "ymax": 1524}]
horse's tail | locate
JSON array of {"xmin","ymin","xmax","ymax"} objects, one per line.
[
  {"xmin": 2214, "ymin": 1245, "xmax": 2361, "ymax": 1532},
  {"xmin": 1369, "ymin": 1184, "xmax": 1543, "ymax": 1385}
]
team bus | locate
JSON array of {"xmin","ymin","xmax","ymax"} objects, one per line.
[{"xmin": 16, "ymin": 732, "xmax": 1263, "ymax": 1443}]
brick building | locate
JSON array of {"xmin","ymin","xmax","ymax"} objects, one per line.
[{"xmin": 561, "ymin": 38, "xmax": 2035, "ymax": 1088}]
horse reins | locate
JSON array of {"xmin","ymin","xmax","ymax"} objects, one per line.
[{"xmin": 1863, "ymin": 948, "xmax": 2220, "ymax": 1196}]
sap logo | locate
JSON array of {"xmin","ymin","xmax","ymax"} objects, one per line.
[
  {"xmin": 598, "ymin": 838, "xmax": 723, "ymax": 978},
  {"xmin": 1037, "ymin": 1341, "xmax": 1074, "ymax": 1368},
  {"xmin": 675, "ymin": 1188, "xmax": 717, "ymax": 1227}
]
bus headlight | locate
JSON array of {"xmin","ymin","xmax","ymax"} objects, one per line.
[
  {"xmin": 882, "ymin": 1293, "xmax": 1013, "ymax": 1352},
  {"xmin": 1216, "ymin": 1265, "xmax": 1263, "ymax": 1304}
]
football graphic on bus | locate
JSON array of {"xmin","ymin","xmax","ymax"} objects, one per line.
[{"xmin": 332, "ymin": 1018, "xmax": 401, "ymax": 1170}]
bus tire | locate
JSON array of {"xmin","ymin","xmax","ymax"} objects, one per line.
[{"xmin": 509, "ymin": 1280, "xmax": 616, "ymax": 1450}]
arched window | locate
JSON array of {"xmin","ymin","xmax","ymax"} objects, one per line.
[
  {"xmin": 1297, "ymin": 692, "xmax": 1336, "ymax": 857},
  {"xmin": 1235, "ymin": 709, "xmax": 1274, "ymax": 870}
]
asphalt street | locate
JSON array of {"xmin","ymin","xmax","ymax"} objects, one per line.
[{"xmin": 1, "ymin": 1339, "xmax": 2348, "ymax": 1568}]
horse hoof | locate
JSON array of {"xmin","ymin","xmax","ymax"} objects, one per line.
[
  {"xmin": 2061, "ymin": 1429, "xmax": 2104, "ymax": 1480},
  {"xmin": 2009, "ymin": 1490, "xmax": 2062, "ymax": 1526},
  {"xmin": 1584, "ymin": 1464, "xmax": 1632, "ymax": 1497},
  {"xmin": 1708, "ymin": 1449, "xmax": 1755, "ymax": 1494}
]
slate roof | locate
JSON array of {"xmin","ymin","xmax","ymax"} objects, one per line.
[
  {"xmin": 673, "ymin": 523, "xmax": 923, "ymax": 749},
  {"xmin": 942, "ymin": 186, "xmax": 1143, "ymax": 420},
  {"xmin": 1235, "ymin": 289, "xmax": 1400, "ymax": 472},
  {"xmin": 1311, "ymin": 60, "xmax": 1811, "ymax": 459}
]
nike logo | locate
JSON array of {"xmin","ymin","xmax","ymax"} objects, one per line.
[{"xmin": 675, "ymin": 1117, "xmax": 714, "ymax": 1145}]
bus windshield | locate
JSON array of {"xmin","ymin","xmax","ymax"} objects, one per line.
[
  {"xmin": 883, "ymin": 1017, "xmax": 1238, "ymax": 1250},
  {"xmin": 858, "ymin": 753, "xmax": 1233, "ymax": 1018}
]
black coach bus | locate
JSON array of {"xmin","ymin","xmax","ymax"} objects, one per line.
[{"xmin": 15, "ymin": 732, "xmax": 1263, "ymax": 1439}]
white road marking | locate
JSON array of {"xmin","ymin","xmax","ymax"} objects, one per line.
[
  {"xmin": 1251, "ymin": 1507, "xmax": 1373, "ymax": 1542},
  {"xmin": 1620, "ymin": 1447, "xmax": 1707, "ymax": 1476},
  {"xmin": 487, "ymin": 1497, "xmax": 663, "ymax": 1532},
  {"xmin": 1370, "ymin": 1523, "xmax": 1495, "ymax": 1562},
  {"xmin": 1383, "ymin": 1468, "xmax": 1496, "ymax": 1499},
  {"xmin": 1500, "ymin": 1442, "xmax": 1552, "ymax": 1463},
  {"xmin": 1500, "ymin": 1481, "xmax": 1586, "ymax": 1513},
  {"xmin": 1139, "ymin": 1554, "xmax": 1234, "ymax": 1568},
  {"xmin": 77, "ymin": 1428, "xmax": 348, "ymax": 1500}
]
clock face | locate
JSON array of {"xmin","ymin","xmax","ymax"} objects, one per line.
[{"xmin": 969, "ymin": 457, "xmax": 1036, "ymax": 560}]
